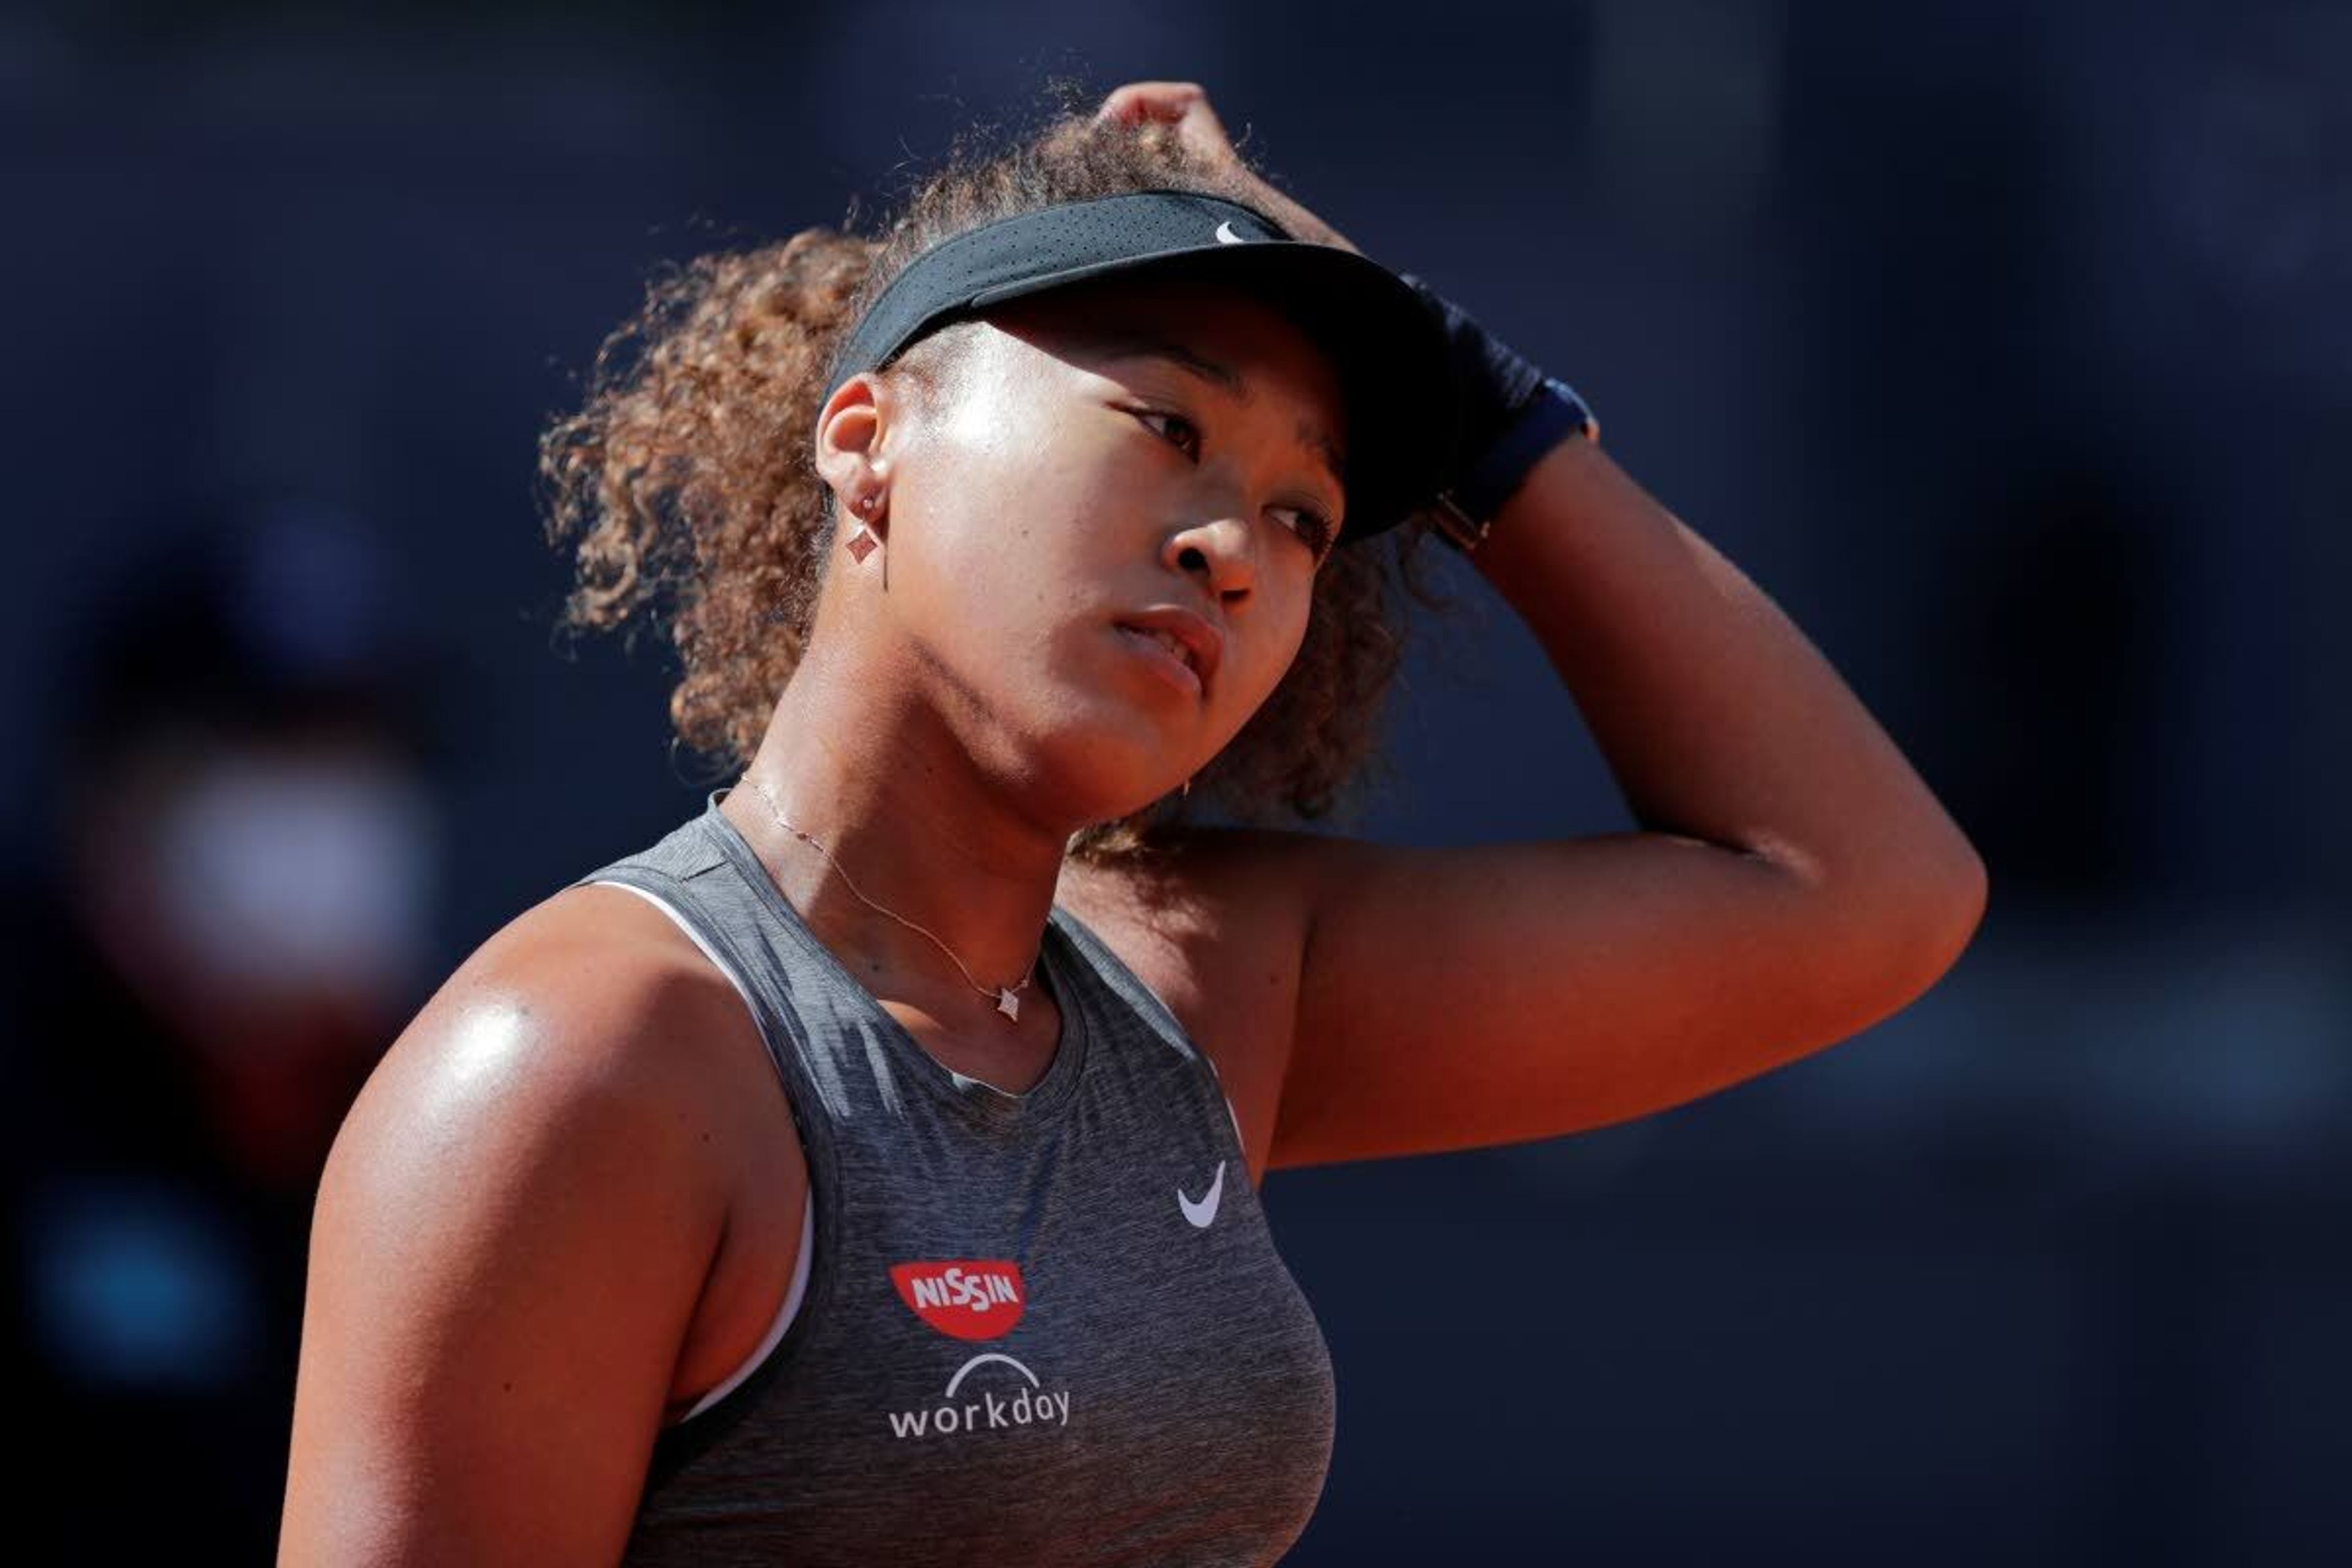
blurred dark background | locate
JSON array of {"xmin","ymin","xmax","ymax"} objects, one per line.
[{"xmin": 4, "ymin": 1, "xmax": 2347, "ymax": 1562}]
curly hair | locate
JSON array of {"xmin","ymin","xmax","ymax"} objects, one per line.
[{"xmin": 538, "ymin": 83, "xmax": 1468, "ymax": 867}]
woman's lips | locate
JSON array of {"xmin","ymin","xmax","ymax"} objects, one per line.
[{"xmin": 1114, "ymin": 623, "xmax": 1204, "ymax": 698}]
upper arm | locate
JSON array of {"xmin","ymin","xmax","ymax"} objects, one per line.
[
  {"xmin": 279, "ymin": 936, "xmax": 736, "ymax": 1566},
  {"xmin": 1268, "ymin": 829, "xmax": 1986, "ymax": 1171}
]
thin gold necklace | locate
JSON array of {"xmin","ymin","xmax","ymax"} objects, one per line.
[{"xmin": 742, "ymin": 772, "xmax": 1037, "ymax": 1022}]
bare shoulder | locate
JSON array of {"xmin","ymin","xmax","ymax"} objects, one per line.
[
  {"xmin": 1053, "ymin": 826, "xmax": 1338, "ymax": 1186},
  {"xmin": 283, "ymin": 883, "xmax": 782, "ymax": 1562},
  {"xmin": 333, "ymin": 882, "xmax": 765, "ymax": 1196}
]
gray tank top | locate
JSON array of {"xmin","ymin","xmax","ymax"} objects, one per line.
[{"xmin": 571, "ymin": 790, "xmax": 1336, "ymax": 1566}]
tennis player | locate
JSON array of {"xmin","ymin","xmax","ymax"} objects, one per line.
[{"xmin": 279, "ymin": 80, "xmax": 1986, "ymax": 1566}]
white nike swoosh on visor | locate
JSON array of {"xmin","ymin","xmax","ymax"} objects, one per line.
[{"xmin": 1213, "ymin": 221, "xmax": 1247, "ymax": 245}]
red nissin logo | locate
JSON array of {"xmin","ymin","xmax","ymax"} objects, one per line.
[{"xmin": 889, "ymin": 1260, "xmax": 1028, "ymax": 1341}]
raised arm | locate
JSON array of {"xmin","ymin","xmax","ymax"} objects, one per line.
[
  {"xmin": 279, "ymin": 919, "xmax": 739, "ymax": 1566},
  {"xmin": 1077, "ymin": 77, "xmax": 1984, "ymax": 1172},
  {"xmin": 1272, "ymin": 434, "xmax": 1988, "ymax": 1169}
]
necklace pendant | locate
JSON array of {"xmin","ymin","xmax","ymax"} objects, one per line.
[{"xmin": 995, "ymin": 987, "xmax": 1021, "ymax": 1021}]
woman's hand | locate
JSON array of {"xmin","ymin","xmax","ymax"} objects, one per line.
[{"xmin": 1092, "ymin": 81, "xmax": 1361, "ymax": 256}]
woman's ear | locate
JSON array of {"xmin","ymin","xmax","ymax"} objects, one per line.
[{"xmin": 813, "ymin": 371, "xmax": 893, "ymax": 512}]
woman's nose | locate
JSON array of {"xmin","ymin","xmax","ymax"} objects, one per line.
[{"xmin": 1164, "ymin": 513, "xmax": 1257, "ymax": 602}]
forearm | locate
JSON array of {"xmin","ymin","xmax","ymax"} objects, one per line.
[{"xmin": 1469, "ymin": 434, "xmax": 1986, "ymax": 921}]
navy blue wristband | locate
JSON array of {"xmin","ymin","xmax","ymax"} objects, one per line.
[
  {"xmin": 1395, "ymin": 272, "xmax": 1599, "ymax": 553},
  {"xmin": 1430, "ymin": 379, "xmax": 1599, "ymax": 551}
]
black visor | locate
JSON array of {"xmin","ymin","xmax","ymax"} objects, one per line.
[{"xmin": 827, "ymin": 189, "xmax": 1460, "ymax": 545}]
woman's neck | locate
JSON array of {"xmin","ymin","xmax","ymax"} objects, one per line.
[{"xmin": 722, "ymin": 644, "xmax": 1078, "ymax": 1023}]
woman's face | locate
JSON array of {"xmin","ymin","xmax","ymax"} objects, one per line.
[{"xmin": 821, "ymin": 273, "xmax": 1352, "ymax": 824}]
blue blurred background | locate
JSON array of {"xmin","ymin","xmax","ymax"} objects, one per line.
[{"xmin": 4, "ymin": 2, "xmax": 2347, "ymax": 1562}]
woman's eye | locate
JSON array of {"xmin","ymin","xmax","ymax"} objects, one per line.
[
  {"xmin": 1274, "ymin": 505, "xmax": 1338, "ymax": 562},
  {"xmin": 1136, "ymin": 409, "xmax": 1200, "ymax": 458}
]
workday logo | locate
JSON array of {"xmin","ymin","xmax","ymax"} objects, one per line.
[
  {"xmin": 889, "ymin": 1259, "xmax": 1027, "ymax": 1341},
  {"xmin": 884, "ymin": 1351, "xmax": 1075, "ymax": 1441}
]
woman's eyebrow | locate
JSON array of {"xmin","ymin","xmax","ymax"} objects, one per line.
[
  {"xmin": 1101, "ymin": 333, "xmax": 1250, "ymax": 400},
  {"xmin": 1095, "ymin": 333, "xmax": 1347, "ymax": 492}
]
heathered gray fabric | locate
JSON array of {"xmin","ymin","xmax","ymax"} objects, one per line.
[{"xmin": 570, "ymin": 790, "xmax": 1336, "ymax": 1566}]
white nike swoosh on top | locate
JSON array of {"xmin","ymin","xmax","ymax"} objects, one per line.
[
  {"xmin": 1178, "ymin": 1162, "xmax": 1225, "ymax": 1227},
  {"xmin": 1213, "ymin": 220, "xmax": 1246, "ymax": 245}
]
